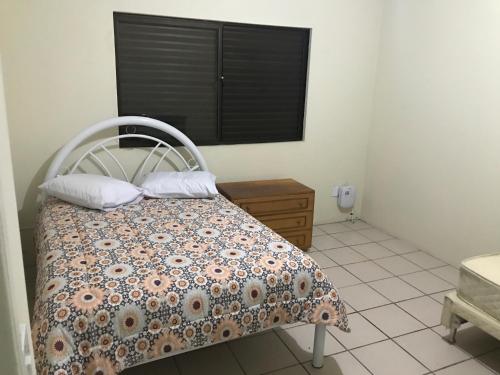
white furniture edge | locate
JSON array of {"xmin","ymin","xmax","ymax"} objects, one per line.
[
  {"xmin": 441, "ymin": 291, "xmax": 500, "ymax": 343},
  {"xmin": 41, "ymin": 115, "xmax": 328, "ymax": 369},
  {"xmin": 44, "ymin": 116, "xmax": 209, "ymax": 183}
]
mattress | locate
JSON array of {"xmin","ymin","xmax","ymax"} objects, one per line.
[
  {"xmin": 32, "ymin": 195, "xmax": 348, "ymax": 375},
  {"xmin": 457, "ymin": 253, "xmax": 500, "ymax": 321}
]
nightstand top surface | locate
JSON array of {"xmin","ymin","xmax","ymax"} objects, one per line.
[{"xmin": 217, "ymin": 178, "xmax": 314, "ymax": 200}]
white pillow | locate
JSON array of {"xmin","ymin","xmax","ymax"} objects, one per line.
[
  {"xmin": 39, "ymin": 174, "xmax": 143, "ymax": 210},
  {"xmin": 140, "ymin": 171, "xmax": 218, "ymax": 199}
]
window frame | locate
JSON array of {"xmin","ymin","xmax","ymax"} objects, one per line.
[{"xmin": 113, "ymin": 12, "xmax": 310, "ymax": 147}]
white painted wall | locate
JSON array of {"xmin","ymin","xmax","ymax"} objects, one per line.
[
  {"xmin": 0, "ymin": 56, "xmax": 35, "ymax": 375},
  {"xmin": 5, "ymin": 0, "xmax": 500, "ymax": 270},
  {"xmin": 0, "ymin": 0, "xmax": 384, "ymax": 267},
  {"xmin": 363, "ymin": 0, "xmax": 500, "ymax": 266}
]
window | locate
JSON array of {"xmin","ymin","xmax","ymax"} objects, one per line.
[{"xmin": 114, "ymin": 13, "xmax": 310, "ymax": 146}]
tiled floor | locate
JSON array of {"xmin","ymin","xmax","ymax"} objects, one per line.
[{"xmin": 27, "ymin": 221, "xmax": 500, "ymax": 375}]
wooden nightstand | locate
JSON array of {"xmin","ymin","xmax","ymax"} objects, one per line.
[{"xmin": 217, "ymin": 179, "xmax": 314, "ymax": 250}]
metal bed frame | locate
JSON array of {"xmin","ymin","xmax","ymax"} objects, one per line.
[{"xmin": 43, "ymin": 115, "xmax": 327, "ymax": 369}]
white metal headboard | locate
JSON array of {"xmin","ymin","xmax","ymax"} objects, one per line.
[{"xmin": 44, "ymin": 116, "xmax": 209, "ymax": 183}]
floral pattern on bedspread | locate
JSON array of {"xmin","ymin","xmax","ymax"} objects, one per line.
[{"xmin": 32, "ymin": 195, "xmax": 348, "ymax": 375}]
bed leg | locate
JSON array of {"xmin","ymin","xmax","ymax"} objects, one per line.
[
  {"xmin": 312, "ymin": 324, "xmax": 326, "ymax": 368},
  {"xmin": 447, "ymin": 327, "xmax": 458, "ymax": 344},
  {"xmin": 445, "ymin": 314, "xmax": 461, "ymax": 344}
]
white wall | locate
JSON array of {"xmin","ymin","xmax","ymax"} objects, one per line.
[
  {"xmin": 0, "ymin": 0, "xmax": 384, "ymax": 267},
  {"xmin": 363, "ymin": 0, "xmax": 500, "ymax": 266},
  {"xmin": 0, "ymin": 56, "xmax": 35, "ymax": 375}
]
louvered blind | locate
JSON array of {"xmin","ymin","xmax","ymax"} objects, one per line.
[
  {"xmin": 114, "ymin": 13, "xmax": 309, "ymax": 146},
  {"xmin": 114, "ymin": 13, "xmax": 220, "ymax": 146},
  {"xmin": 222, "ymin": 25, "xmax": 309, "ymax": 143}
]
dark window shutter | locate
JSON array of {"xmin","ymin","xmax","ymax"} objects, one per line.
[
  {"xmin": 221, "ymin": 25, "xmax": 309, "ymax": 143},
  {"xmin": 114, "ymin": 13, "xmax": 310, "ymax": 147},
  {"xmin": 114, "ymin": 13, "xmax": 220, "ymax": 146}
]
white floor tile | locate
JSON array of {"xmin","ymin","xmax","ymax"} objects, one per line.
[
  {"xmin": 322, "ymin": 247, "xmax": 367, "ymax": 265},
  {"xmin": 400, "ymin": 271, "xmax": 455, "ymax": 294},
  {"xmin": 397, "ymin": 296, "xmax": 443, "ymax": 327},
  {"xmin": 429, "ymin": 290, "xmax": 454, "ymax": 305},
  {"xmin": 375, "ymin": 255, "xmax": 423, "ymax": 275},
  {"xmin": 323, "ymin": 266, "xmax": 362, "ymax": 288},
  {"xmin": 307, "ymin": 251, "xmax": 337, "ymax": 268},
  {"xmin": 433, "ymin": 324, "xmax": 500, "ymax": 357},
  {"xmin": 281, "ymin": 321, "xmax": 306, "ymax": 330},
  {"xmin": 343, "ymin": 220, "xmax": 372, "ymax": 230},
  {"xmin": 378, "ymin": 238, "xmax": 420, "ymax": 254},
  {"xmin": 175, "ymin": 343, "xmax": 244, "ymax": 375},
  {"xmin": 434, "ymin": 359, "xmax": 497, "ymax": 375},
  {"xmin": 477, "ymin": 348, "xmax": 500, "ymax": 374},
  {"xmin": 429, "ymin": 266, "xmax": 460, "ymax": 286},
  {"xmin": 340, "ymin": 283, "xmax": 390, "ymax": 311},
  {"xmin": 304, "ymin": 351, "xmax": 371, "ymax": 375},
  {"xmin": 361, "ymin": 304, "xmax": 425, "ymax": 337},
  {"xmin": 351, "ymin": 242, "xmax": 396, "ymax": 260},
  {"xmin": 312, "ymin": 235, "xmax": 345, "ymax": 250},
  {"xmin": 351, "ymin": 340, "xmax": 428, "ymax": 375},
  {"xmin": 344, "ymin": 302, "xmax": 356, "ymax": 314},
  {"xmin": 343, "ymin": 261, "xmax": 393, "ymax": 282},
  {"xmin": 403, "ymin": 251, "xmax": 446, "ymax": 269},
  {"xmin": 394, "ymin": 329, "xmax": 471, "ymax": 371},
  {"xmin": 317, "ymin": 222, "xmax": 351, "ymax": 234},
  {"xmin": 357, "ymin": 228, "xmax": 393, "ymax": 242},
  {"xmin": 268, "ymin": 364, "xmax": 309, "ymax": 375},
  {"xmin": 369, "ymin": 277, "xmax": 424, "ymax": 302},
  {"xmin": 333, "ymin": 231, "xmax": 371, "ymax": 246},
  {"xmin": 229, "ymin": 330, "xmax": 298, "ymax": 375},
  {"xmin": 276, "ymin": 324, "xmax": 344, "ymax": 363},
  {"xmin": 327, "ymin": 313, "xmax": 386, "ymax": 349},
  {"xmin": 123, "ymin": 357, "xmax": 179, "ymax": 375},
  {"xmin": 312, "ymin": 226, "xmax": 326, "ymax": 237}
]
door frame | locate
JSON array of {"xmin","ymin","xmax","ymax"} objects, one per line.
[{"xmin": 0, "ymin": 55, "xmax": 35, "ymax": 375}]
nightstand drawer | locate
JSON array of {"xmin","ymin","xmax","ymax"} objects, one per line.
[
  {"xmin": 237, "ymin": 193, "xmax": 314, "ymax": 215},
  {"xmin": 256, "ymin": 211, "xmax": 313, "ymax": 232},
  {"xmin": 217, "ymin": 179, "xmax": 315, "ymax": 251},
  {"xmin": 277, "ymin": 229, "xmax": 312, "ymax": 250}
]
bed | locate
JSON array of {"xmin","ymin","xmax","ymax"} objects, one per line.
[
  {"xmin": 441, "ymin": 253, "xmax": 500, "ymax": 343},
  {"xmin": 31, "ymin": 116, "xmax": 349, "ymax": 375}
]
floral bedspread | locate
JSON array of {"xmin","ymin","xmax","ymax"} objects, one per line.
[{"xmin": 32, "ymin": 195, "xmax": 348, "ymax": 375}]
